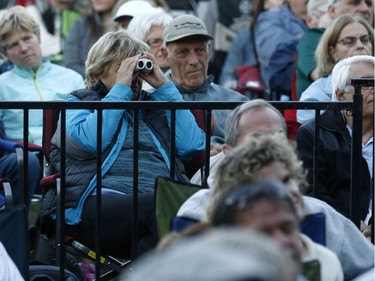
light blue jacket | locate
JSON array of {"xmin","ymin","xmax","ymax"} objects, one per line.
[
  {"xmin": 297, "ymin": 75, "xmax": 332, "ymax": 124},
  {"xmin": 62, "ymin": 81, "xmax": 206, "ymax": 224},
  {"xmin": 0, "ymin": 60, "xmax": 84, "ymax": 145},
  {"xmin": 254, "ymin": 6, "xmax": 307, "ymax": 90}
]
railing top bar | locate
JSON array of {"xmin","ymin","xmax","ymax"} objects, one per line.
[
  {"xmin": 351, "ymin": 78, "xmax": 374, "ymax": 87},
  {"xmin": 0, "ymin": 101, "xmax": 354, "ymax": 111}
]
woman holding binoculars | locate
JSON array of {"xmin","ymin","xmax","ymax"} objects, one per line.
[{"xmin": 41, "ymin": 30, "xmax": 206, "ymax": 258}]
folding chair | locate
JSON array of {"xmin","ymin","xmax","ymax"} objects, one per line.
[
  {"xmin": 300, "ymin": 212, "xmax": 326, "ymax": 246},
  {"xmin": 155, "ymin": 176, "xmax": 203, "ymax": 240},
  {"xmin": 0, "ymin": 178, "xmax": 29, "ymax": 279}
]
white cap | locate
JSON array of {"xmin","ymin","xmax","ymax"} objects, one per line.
[{"xmin": 113, "ymin": 0, "xmax": 153, "ymax": 21}]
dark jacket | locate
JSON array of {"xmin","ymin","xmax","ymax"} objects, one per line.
[{"xmin": 296, "ymin": 109, "xmax": 371, "ymax": 224}]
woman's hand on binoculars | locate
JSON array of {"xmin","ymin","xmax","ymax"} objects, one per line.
[
  {"xmin": 116, "ymin": 55, "xmax": 140, "ymax": 87},
  {"xmin": 137, "ymin": 53, "xmax": 169, "ymax": 89}
]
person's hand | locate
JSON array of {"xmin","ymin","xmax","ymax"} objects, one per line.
[
  {"xmin": 360, "ymin": 220, "xmax": 372, "ymax": 242},
  {"xmin": 137, "ymin": 52, "xmax": 169, "ymax": 89},
  {"xmin": 210, "ymin": 143, "xmax": 222, "ymax": 157},
  {"xmin": 116, "ymin": 55, "xmax": 140, "ymax": 87}
]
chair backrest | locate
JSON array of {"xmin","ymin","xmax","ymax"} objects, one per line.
[
  {"xmin": 299, "ymin": 212, "xmax": 326, "ymax": 246},
  {"xmin": 0, "ymin": 179, "xmax": 29, "ymax": 279},
  {"xmin": 42, "ymin": 109, "xmax": 60, "ymax": 171},
  {"xmin": 184, "ymin": 110, "xmax": 214, "ymax": 179},
  {"xmin": 283, "ymin": 54, "xmax": 298, "ymax": 121},
  {"xmin": 155, "ymin": 177, "xmax": 202, "ymax": 240}
]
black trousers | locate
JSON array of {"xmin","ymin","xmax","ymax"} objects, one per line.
[{"xmin": 66, "ymin": 192, "xmax": 157, "ymax": 259}]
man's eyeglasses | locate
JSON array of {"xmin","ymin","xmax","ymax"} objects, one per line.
[
  {"xmin": 146, "ymin": 38, "xmax": 163, "ymax": 49},
  {"xmin": 347, "ymin": 85, "xmax": 374, "ymax": 94},
  {"xmin": 336, "ymin": 34, "xmax": 372, "ymax": 47}
]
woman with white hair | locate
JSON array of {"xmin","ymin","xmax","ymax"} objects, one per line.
[
  {"xmin": 297, "ymin": 14, "xmax": 374, "ymax": 123},
  {"xmin": 296, "ymin": 55, "xmax": 374, "ymax": 228},
  {"xmin": 127, "ymin": 7, "xmax": 172, "ymax": 72}
]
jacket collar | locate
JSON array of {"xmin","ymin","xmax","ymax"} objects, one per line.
[
  {"xmin": 92, "ymin": 80, "xmax": 109, "ymax": 98},
  {"xmin": 320, "ymin": 110, "xmax": 351, "ymax": 143},
  {"xmin": 13, "ymin": 59, "xmax": 50, "ymax": 78}
]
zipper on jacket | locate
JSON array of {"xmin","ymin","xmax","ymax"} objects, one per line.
[{"xmin": 33, "ymin": 68, "xmax": 45, "ymax": 101}]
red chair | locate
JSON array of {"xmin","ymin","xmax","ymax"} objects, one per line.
[{"xmin": 184, "ymin": 109, "xmax": 215, "ymax": 179}]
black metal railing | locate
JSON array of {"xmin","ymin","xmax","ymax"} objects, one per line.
[{"xmin": 0, "ymin": 78, "xmax": 372, "ymax": 279}]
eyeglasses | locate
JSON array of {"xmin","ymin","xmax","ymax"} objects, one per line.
[
  {"xmin": 146, "ymin": 38, "xmax": 163, "ymax": 49},
  {"xmin": 346, "ymin": 85, "xmax": 374, "ymax": 94},
  {"xmin": 361, "ymin": 86, "xmax": 374, "ymax": 93},
  {"xmin": 336, "ymin": 34, "xmax": 372, "ymax": 47},
  {"xmin": 4, "ymin": 33, "xmax": 36, "ymax": 52}
]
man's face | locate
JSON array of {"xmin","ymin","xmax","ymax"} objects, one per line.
[
  {"xmin": 339, "ymin": 61, "xmax": 374, "ymax": 118},
  {"xmin": 163, "ymin": 36, "xmax": 210, "ymax": 92},
  {"xmin": 236, "ymin": 198, "xmax": 302, "ymax": 263},
  {"xmin": 236, "ymin": 107, "xmax": 285, "ymax": 146},
  {"xmin": 330, "ymin": 0, "xmax": 373, "ymax": 25},
  {"xmin": 4, "ymin": 28, "xmax": 42, "ymax": 69}
]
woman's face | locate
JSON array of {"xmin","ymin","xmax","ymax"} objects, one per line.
[
  {"xmin": 90, "ymin": 0, "xmax": 118, "ymax": 13},
  {"xmin": 330, "ymin": 22, "xmax": 373, "ymax": 62},
  {"xmin": 99, "ymin": 60, "xmax": 143, "ymax": 100},
  {"xmin": 145, "ymin": 25, "xmax": 169, "ymax": 69},
  {"xmin": 254, "ymin": 161, "xmax": 304, "ymax": 218}
]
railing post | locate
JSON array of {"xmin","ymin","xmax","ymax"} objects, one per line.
[
  {"xmin": 57, "ymin": 109, "xmax": 66, "ymax": 280},
  {"xmin": 350, "ymin": 79, "xmax": 364, "ymax": 229},
  {"xmin": 132, "ymin": 109, "xmax": 139, "ymax": 259},
  {"xmin": 95, "ymin": 109, "xmax": 103, "ymax": 279}
]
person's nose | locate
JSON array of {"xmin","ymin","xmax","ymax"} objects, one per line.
[
  {"xmin": 355, "ymin": 38, "xmax": 366, "ymax": 49},
  {"xmin": 18, "ymin": 40, "xmax": 29, "ymax": 52},
  {"xmin": 272, "ymin": 230, "xmax": 295, "ymax": 250},
  {"xmin": 188, "ymin": 53, "xmax": 199, "ymax": 65}
]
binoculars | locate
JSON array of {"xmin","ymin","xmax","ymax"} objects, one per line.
[{"xmin": 135, "ymin": 59, "xmax": 153, "ymax": 74}]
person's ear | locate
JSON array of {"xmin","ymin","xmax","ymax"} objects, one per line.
[
  {"xmin": 35, "ymin": 31, "xmax": 41, "ymax": 44},
  {"xmin": 329, "ymin": 46, "xmax": 338, "ymax": 63},
  {"xmin": 327, "ymin": 4, "xmax": 336, "ymax": 19},
  {"xmin": 222, "ymin": 143, "xmax": 231, "ymax": 155},
  {"xmin": 305, "ymin": 15, "xmax": 313, "ymax": 28},
  {"xmin": 207, "ymin": 41, "xmax": 212, "ymax": 54},
  {"xmin": 336, "ymin": 89, "xmax": 346, "ymax": 101},
  {"xmin": 160, "ymin": 47, "xmax": 169, "ymax": 60}
]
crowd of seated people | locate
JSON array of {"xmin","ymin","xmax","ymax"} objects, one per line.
[{"xmin": 0, "ymin": 0, "xmax": 373, "ymax": 279}]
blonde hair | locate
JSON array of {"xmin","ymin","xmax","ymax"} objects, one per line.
[
  {"xmin": 206, "ymin": 133, "xmax": 307, "ymax": 221},
  {"xmin": 85, "ymin": 30, "xmax": 150, "ymax": 88},
  {"xmin": 0, "ymin": 6, "xmax": 40, "ymax": 50},
  {"xmin": 315, "ymin": 14, "xmax": 374, "ymax": 77}
]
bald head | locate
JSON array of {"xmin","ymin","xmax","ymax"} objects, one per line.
[{"xmin": 224, "ymin": 99, "xmax": 286, "ymax": 150}]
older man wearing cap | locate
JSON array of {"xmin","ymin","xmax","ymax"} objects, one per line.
[
  {"xmin": 296, "ymin": 0, "xmax": 374, "ymax": 99},
  {"xmin": 161, "ymin": 14, "xmax": 248, "ymax": 146}
]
